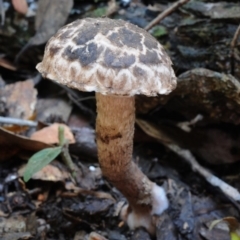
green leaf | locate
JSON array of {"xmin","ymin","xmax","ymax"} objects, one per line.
[
  {"xmin": 58, "ymin": 125, "xmax": 65, "ymax": 146},
  {"xmin": 152, "ymin": 26, "xmax": 167, "ymax": 38},
  {"xmin": 231, "ymin": 232, "xmax": 240, "ymax": 240},
  {"xmin": 92, "ymin": 7, "xmax": 107, "ymax": 17},
  {"xmin": 23, "ymin": 147, "xmax": 62, "ymax": 182}
]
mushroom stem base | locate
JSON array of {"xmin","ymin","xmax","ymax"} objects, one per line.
[{"xmin": 96, "ymin": 93, "xmax": 168, "ymax": 233}]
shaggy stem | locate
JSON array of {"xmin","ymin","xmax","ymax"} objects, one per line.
[{"xmin": 96, "ymin": 93, "xmax": 153, "ymax": 211}]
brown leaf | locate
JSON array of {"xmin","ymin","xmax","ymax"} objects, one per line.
[
  {"xmin": 30, "ymin": 123, "xmax": 75, "ymax": 144},
  {"xmin": 184, "ymin": 1, "xmax": 240, "ymax": 20},
  {"xmin": 32, "ymin": 0, "xmax": 73, "ymax": 45},
  {"xmin": 0, "ymin": 79, "xmax": 37, "ymax": 128},
  {"xmin": 210, "ymin": 217, "xmax": 240, "ymax": 234},
  {"xmin": 0, "ymin": 215, "xmax": 27, "ymax": 233},
  {"xmin": 18, "ymin": 163, "xmax": 70, "ymax": 182},
  {"xmin": 0, "ymin": 55, "xmax": 16, "ymax": 71},
  {"xmin": 36, "ymin": 98, "xmax": 72, "ymax": 123},
  {"xmin": 88, "ymin": 232, "xmax": 108, "ymax": 240},
  {"xmin": 0, "ymin": 127, "xmax": 50, "ymax": 161},
  {"xmin": 15, "ymin": 0, "xmax": 73, "ymax": 62},
  {"xmin": 11, "ymin": 0, "xmax": 28, "ymax": 15},
  {"xmin": 136, "ymin": 119, "xmax": 172, "ymax": 144},
  {"xmin": 106, "ymin": 0, "xmax": 119, "ymax": 17}
]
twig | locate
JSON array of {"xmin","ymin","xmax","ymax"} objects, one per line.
[
  {"xmin": 0, "ymin": 116, "xmax": 37, "ymax": 127},
  {"xmin": 77, "ymin": 96, "xmax": 95, "ymax": 102},
  {"xmin": 136, "ymin": 119, "xmax": 240, "ymax": 202},
  {"xmin": 144, "ymin": 0, "xmax": 190, "ymax": 31},
  {"xmin": 231, "ymin": 24, "xmax": 240, "ymax": 49},
  {"xmin": 167, "ymin": 144, "xmax": 240, "ymax": 201},
  {"xmin": 55, "ymin": 82, "xmax": 96, "ymax": 120}
]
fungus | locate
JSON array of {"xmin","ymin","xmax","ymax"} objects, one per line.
[{"xmin": 36, "ymin": 17, "xmax": 177, "ymax": 234}]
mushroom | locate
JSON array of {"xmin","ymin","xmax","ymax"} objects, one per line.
[{"xmin": 36, "ymin": 18, "xmax": 177, "ymax": 234}]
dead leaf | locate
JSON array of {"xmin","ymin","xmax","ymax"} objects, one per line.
[
  {"xmin": 184, "ymin": 1, "xmax": 240, "ymax": 20},
  {"xmin": 30, "ymin": 123, "xmax": 75, "ymax": 144},
  {"xmin": 0, "ymin": 232, "xmax": 32, "ymax": 240},
  {"xmin": 11, "ymin": 0, "xmax": 28, "ymax": 15},
  {"xmin": 15, "ymin": 0, "xmax": 73, "ymax": 62},
  {"xmin": 36, "ymin": 98, "xmax": 72, "ymax": 123},
  {"xmin": 209, "ymin": 217, "xmax": 240, "ymax": 240},
  {"xmin": 0, "ymin": 215, "xmax": 26, "ymax": 233},
  {"xmin": 18, "ymin": 163, "xmax": 70, "ymax": 182},
  {"xmin": 33, "ymin": 0, "xmax": 73, "ymax": 45},
  {"xmin": 0, "ymin": 79, "xmax": 37, "ymax": 130},
  {"xmin": 106, "ymin": 0, "xmax": 119, "ymax": 17},
  {"xmin": 63, "ymin": 183, "xmax": 115, "ymax": 202},
  {"xmin": 73, "ymin": 231, "xmax": 88, "ymax": 240},
  {"xmin": 136, "ymin": 119, "xmax": 172, "ymax": 144},
  {"xmin": 199, "ymin": 227, "xmax": 230, "ymax": 240},
  {"xmin": 0, "ymin": 55, "xmax": 16, "ymax": 70},
  {"xmin": 88, "ymin": 232, "xmax": 108, "ymax": 240},
  {"xmin": 210, "ymin": 217, "xmax": 240, "ymax": 233},
  {"xmin": 0, "ymin": 127, "xmax": 50, "ymax": 161}
]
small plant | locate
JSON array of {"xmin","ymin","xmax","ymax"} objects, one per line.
[{"xmin": 23, "ymin": 126, "xmax": 76, "ymax": 182}]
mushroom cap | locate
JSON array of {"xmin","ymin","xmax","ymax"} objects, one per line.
[{"xmin": 36, "ymin": 18, "xmax": 177, "ymax": 96}]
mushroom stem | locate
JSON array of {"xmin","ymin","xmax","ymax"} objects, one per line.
[{"xmin": 96, "ymin": 93, "xmax": 154, "ymax": 210}]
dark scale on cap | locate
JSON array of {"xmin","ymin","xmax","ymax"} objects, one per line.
[
  {"xmin": 63, "ymin": 43, "xmax": 103, "ymax": 66},
  {"xmin": 72, "ymin": 19, "xmax": 113, "ymax": 46},
  {"xmin": 139, "ymin": 50, "xmax": 160, "ymax": 64},
  {"xmin": 107, "ymin": 32, "xmax": 124, "ymax": 48},
  {"xmin": 78, "ymin": 42, "xmax": 102, "ymax": 66},
  {"xmin": 62, "ymin": 46, "xmax": 78, "ymax": 61},
  {"xmin": 49, "ymin": 46, "xmax": 61, "ymax": 58},
  {"xmin": 58, "ymin": 29, "xmax": 73, "ymax": 40},
  {"xmin": 73, "ymin": 26, "xmax": 98, "ymax": 45},
  {"xmin": 144, "ymin": 37, "xmax": 158, "ymax": 50},
  {"xmin": 104, "ymin": 49, "xmax": 135, "ymax": 69},
  {"xmin": 95, "ymin": 21, "xmax": 111, "ymax": 35},
  {"xmin": 133, "ymin": 66, "xmax": 146, "ymax": 77},
  {"xmin": 118, "ymin": 28, "xmax": 143, "ymax": 50}
]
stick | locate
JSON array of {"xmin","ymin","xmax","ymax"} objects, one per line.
[
  {"xmin": 144, "ymin": 0, "xmax": 190, "ymax": 31},
  {"xmin": 136, "ymin": 119, "xmax": 240, "ymax": 202},
  {"xmin": 167, "ymin": 144, "xmax": 240, "ymax": 201},
  {"xmin": 0, "ymin": 116, "xmax": 37, "ymax": 127}
]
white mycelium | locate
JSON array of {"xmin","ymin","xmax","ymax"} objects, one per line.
[{"xmin": 121, "ymin": 184, "xmax": 169, "ymax": 234}]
